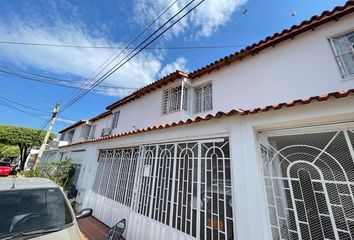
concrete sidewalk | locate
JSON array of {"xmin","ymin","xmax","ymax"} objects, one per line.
[{"xmin": 78, "ymin": 216, "xmax": 110, "ymax": 240}]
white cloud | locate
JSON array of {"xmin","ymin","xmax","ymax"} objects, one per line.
[
  {"xmin": 0, "ymin": 0, "xmax": 246, "ymax": 98},
  {"xmin": 56, "ymin": 117, "xmax": 76, "ymax": 124},
  {"xmin": 159, "ymin": 57, "xmax": 188, "ymax": 77},
  {"xmin": 133, "ymin": 0, "xmax": 248, "ymax": 39},
  {"xmin": 0, "ymin": 13, "xmax": 187, "ymax": 97}
]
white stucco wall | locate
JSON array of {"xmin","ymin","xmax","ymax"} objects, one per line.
[
  {"xmin": 62, "ymin": 95, "xmax": 354, "ymax": 240},
  {"xmin": 210, "ymin": 15, "xmax": 354, "ymax": 112},
  {"xmin": 62, "ymin": 13, "xmax": 354, "ymax": 143},
  {"xmin": 110, "ymin": 13, "xmax": 354, "ymax": 135}
]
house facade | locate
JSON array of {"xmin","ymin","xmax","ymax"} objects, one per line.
[{"xmin": 55, "ymin": 2, "xmax": 354, "ymax": 240}]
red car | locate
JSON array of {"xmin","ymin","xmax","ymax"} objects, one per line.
[{"xmin": 0, "ymin": 162, "xmax": 12, "ymax": 176}]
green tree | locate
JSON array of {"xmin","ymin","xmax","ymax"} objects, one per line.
[
  {"xmin": 0, "ymin": 143, "xmax": 20, "ymax": 160},
  {"xmin": 0, "ymin": 125, "xmax": 55, "ymax": 170}
]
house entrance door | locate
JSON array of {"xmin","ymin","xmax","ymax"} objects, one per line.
[{"xmin": 259, "ymin": 126, "xmax": 354, "ymax": 240}]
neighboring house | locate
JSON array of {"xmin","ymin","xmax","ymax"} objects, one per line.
[
  {"xmin": 24, "ymin": 149, "xmax": 40, "ymax": 170},
  {"xmin": 41, "ymin": 138, "xmax": 69, "ymax": 166},
  {"xmin": 57, "ymin": 2, "xmax": 354, "ymax": 240}
]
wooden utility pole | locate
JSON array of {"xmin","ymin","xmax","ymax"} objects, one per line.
[{"xmin": 33, "ymin": 101, "xmax": 61, "ymax": 169}]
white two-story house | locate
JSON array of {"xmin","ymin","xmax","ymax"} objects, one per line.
[{"xmin": 55, "ymin": 2, "xmax": 354, "ymax": 240}]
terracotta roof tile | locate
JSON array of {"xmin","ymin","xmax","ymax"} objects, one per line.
[
  {"xmin": 190, "ymin": 1, "xmax": 354, "ymax": 78},
  {"xmin": 58, "ymin": 120, "xmax": 87, "ymax": 134},
  {"xmin": 106, "ymin": 70, "xmax": 189, "ymax": 110},
  {"xmin": 102, "ymin": 1, "xmax": 354, "ymax": 111},
  {"xmin": 59, "ymin": 2, "xmax": 354, "ymax": 137},
  {"xmin": 60, "ymin": 89, "xmax": 354, "ymax": 148}
]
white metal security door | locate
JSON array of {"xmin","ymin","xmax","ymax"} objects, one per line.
[
  {"xmin": 132, "ymin": 138, "xmax": 234, "ymax": 240},
  {"xmin": 92, "ymin": 147, "xmax": 139, "ymax": 207},
  {"xmin": 260, "ymin": 127, "xmax": 354, "ymax": 240}
]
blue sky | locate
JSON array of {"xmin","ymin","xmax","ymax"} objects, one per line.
[{"xmin": 0, "ymin": 0, "xmax": 347, "ymax": 134}]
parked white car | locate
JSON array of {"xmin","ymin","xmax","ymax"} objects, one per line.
[{"xmin": 0, "ymin": 177, "xmax": 92, "ymax": 240}]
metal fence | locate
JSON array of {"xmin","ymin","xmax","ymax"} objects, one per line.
[{"xmin": 91, "ymin": 138, "xmax": 234, "ymax": 240}]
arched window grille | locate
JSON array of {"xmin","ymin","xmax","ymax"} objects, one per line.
[{"xmin": 260, "ymin": 128, "xmax": 354, "ymax": 240}]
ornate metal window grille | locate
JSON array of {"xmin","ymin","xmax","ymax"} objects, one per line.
[
  {"xmin": 132, "ymin": 138, "xmax": 234, "ymax": 240},
  {"xmin": 92, "ymin": 147, "xmax": 139, "ymax": 207},
  {"xmin": 161, "ymin": 86, "xmax": 182, "ymax": 115},
  {"xmin": 111, "ymin": 111, "xmax": 120, "ymax": 129},
  {"xmin": 193, "ymin": 83, "xmax": 213, "ymax": 114},
  {"xmin": 330, "ymin": 30, "xmax": 354, "ymax": 78},
  {"xmin": 260, "ymin": 128, "xmax": 354, "ymax": 240}
]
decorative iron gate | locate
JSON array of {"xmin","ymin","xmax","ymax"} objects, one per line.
[
  {"xmin": 90, "ymin": 138, "xmax": 234, "ymax": 239},
  {"xmin": 132, "ymin": 138, "xmax": 234, "ymax": 240},
  {"xmin": 260, "ymin": 127, "xmax": 354, "ymax": 240}
]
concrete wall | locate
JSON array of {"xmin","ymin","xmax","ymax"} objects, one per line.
[
  {"xmin": 62, "ymin": 96, "xmax": 354, "ymax": 240},
  {"xmin": 57, "ymin": 13, "xmax": 354, "ymax": 239}
]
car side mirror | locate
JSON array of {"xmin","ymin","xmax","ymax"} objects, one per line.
[{"xmin": 76, "ymin": 208, "xmax": 93, "ymax": 220}]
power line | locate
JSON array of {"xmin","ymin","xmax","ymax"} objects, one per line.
[
  {"xmin": 0, "ymin": 95, "xmax": 50, "ymax": 114},
  {"xmin": 1, "ymin": 88, "xmax": 55, "ymax": 106},
  {"xmin": 0, "ymin": 65, "xmax": 137, "ymax": 93},
  {"xmin": 0, "ymin": 40, "xmax": 248, "ymax": 50},
  {"xmin": 0, "ymin": 99, "xmax": 45, "ymax": 120},
  {"xmin": 61, "ymin": 0, "xmax": 206, "ymax": 113},
  {"xmin": 39, "ymin": 115, "xmax": 52, "ymax": 130},
  {"xmin": 61, "ymin": 0, "xmax": 203, "ymax": 112},
  {"xmin": 0, "ymin": 93, "xmax": 74, "ymax": 128},
  {"xmin": 61, "ymin": 0, "xmax": 179, "ymax": 105},
  {"xmin": 0, "ymin": 96, "xmax": 73, "ymax": 130}
]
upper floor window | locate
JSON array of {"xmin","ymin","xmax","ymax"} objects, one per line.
[
  {"xmin": 161, "ymin": 83, "xmax": 213, "ymax": 115},
  {"xmin": 330, "ymin": 30, "xmax": 354, "ymax": 78},
  {"xmin": 79, "ymin": 124, "xmax": 91, "ymax": 140},
  {"xmin": 161, "ymin": 86, "xmax": 182, "ymax": 115},
  {"xmin": 111, "ymin": 111, "xmax": 120, "ymax": 129},
  {"xmin": 60, "ymin": 133, "xmax": 65, "ymax": 141},
  {"xmin": 193, "ymin": 83, "xmax": 212, "ymax": 114},
  {"xmin": 66, "ymin": 130, "xmax": 75, "ymax": 143},
  {"xmin": 89, "ymin": 124, "xmax": 96, "ymax": 139}
]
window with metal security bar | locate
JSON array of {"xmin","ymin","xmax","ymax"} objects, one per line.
[
  {"xmin": 132, "ymin": 138, "xmax": 234, "ymax": 240},
  {"xmin": 79, "ymin": 124, "xmax": 91, "ymax": 140},
  {"xmin": 92, "ymin": 148, "xmax": 139, "ymax": 207},
  {"xmin": 193, "ymin": 83, "xmax": 213, "ymax": 114},
  {"xmin": 111, "ymin": 111, "xmax": 120, "ymax": 129},
  {"xmin": 161, "ymin": 83, "xmax": 213, "ymax": 115},
  {"xmin": 89, "ymin": 124, "xmax": 96, "ymax": 139},
  {"xmin": 259, "ymin": 127, "xmax": 354, "ymax": 240},
  {"xmin": 330, "ymin": 30, "xmax": 354, "ymax": 79},
  {"xmin": 161, "ymin": 86, "xmax": 182, "ymax": 115}
]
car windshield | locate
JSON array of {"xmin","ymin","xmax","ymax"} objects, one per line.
[
  {"xmin": 0, "ymin": 162, "xmax": 10, "ymax": 166},
  {"xmin": 0, "ymin": 188, "xmax": 73, "ymax": 238}
]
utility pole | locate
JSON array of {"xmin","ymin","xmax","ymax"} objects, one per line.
[{"xmin": 33, "ymin": 101, "xmax": 61, "ymax": 169}]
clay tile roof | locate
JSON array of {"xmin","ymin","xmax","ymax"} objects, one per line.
[
  {"xmin": 58, "ymin": 111, "xmax": 112, "ymax": 134},
  {"xmin": 103, "ymin": 2, "xmax": 354, "ymax": 111},
  {"xmin": 59, "ymin": 89, "xmax": 354, "ymax": 148},
  {"xmin": 89, "ymin": 111, "xmax": 112, "ymax": 122},
  {"xmin": 106, "ymin": 70, "xmax": 189, "ymax": 110},
  {"xmin": 58, "ymin": 120, "xmax": 87, "ymax": 134},
  {"xmin": 189, "ymin": 1, "xmax": 354, "ymax": 78}
]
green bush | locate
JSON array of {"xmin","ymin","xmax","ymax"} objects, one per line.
[
  {"xmin": 23, "ymin": 159, "xmax": 75, "ymax": 188},
  {"xmin": 22, "ymin": 168, "xmax": 41, "ymax": 177},
  {"xmin": 42, "ymin": 159, "xmax": 75, "ymax": 188}
]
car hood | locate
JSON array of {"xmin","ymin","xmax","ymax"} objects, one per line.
[{"xmin": 34, "ymin": 224, "xmax": 82, "ymax": 240}]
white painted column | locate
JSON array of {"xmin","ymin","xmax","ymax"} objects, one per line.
[
  {"xmin": 229, "ymin": 119, "xmax": 271, "ymax": 239},
  {"xmin": 242, "ymin": 121, "xmax": 271, "ymax": 239}
]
